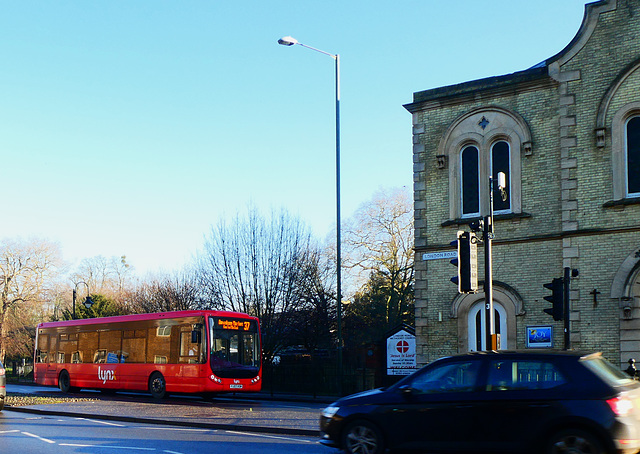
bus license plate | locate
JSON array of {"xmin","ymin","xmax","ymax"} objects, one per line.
[{"xmin": 230, "ymin": 384, "xmax": 243, "ymax": 389}]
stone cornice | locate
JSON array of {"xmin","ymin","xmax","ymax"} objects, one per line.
[{"xmin": 404, "ymin": 67, "xmax": 554, "ymax": 113}]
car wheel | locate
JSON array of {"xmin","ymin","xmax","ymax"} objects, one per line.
[
  {"xmin": 546, "ymin": 428, "xmax": 605, "ymax": 454},
  {"xmin": 59, "ymin": 370, "xmax": 71, "ymax": 393},
  {"xmin": 342, "ymin": 420, "xmax": 385, "ymax": 454},
  {"xmin": 149, "ymin": 372, "xmax": 167, "ymax": 399}
]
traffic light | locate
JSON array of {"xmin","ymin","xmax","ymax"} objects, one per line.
[
  {"xmin": 543, "ymin": 278, "xmax": 564, "ymax": 321},
  {"xmin": 450, "ymin": 231, "xmax": 478, "ymax": 294}
]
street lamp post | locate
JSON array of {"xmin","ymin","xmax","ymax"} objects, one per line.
[
  {"xmin": 278, "ymin": 36, "xmax": 343, "ymax": 392},
  {"xmin": 73, "ymin": 281, "xmax": 94, "ymax": 320}
]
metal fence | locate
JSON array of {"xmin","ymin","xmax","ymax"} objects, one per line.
[
  {"xmin": 4, "ymin": 358, "xmax": 34, "ymax": 383},
  {"xmin": 4, "ymin": 355, "xmax": 399, "ymax": 396}
]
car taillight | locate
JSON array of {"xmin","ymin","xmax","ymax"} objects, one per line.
[{"xmin": 607, "ymin": 396, "xmax": 634, "ymax": 417}]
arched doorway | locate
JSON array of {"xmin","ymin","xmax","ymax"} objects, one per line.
[
  {"xmin": 452, "ymin": 285, "xmax": 523, "ymax": 352},
  {"xmin": 467, "ymin": 301, "xmax": 508, "ymax": 351},
  {"xmin": 613, "ymin": 249, "xmax": 640, "ymax": 367}
]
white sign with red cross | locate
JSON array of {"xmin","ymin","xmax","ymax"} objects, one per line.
[{"xmin": 386, "ymin": 329, "xmax": 417, "ymax": 376}]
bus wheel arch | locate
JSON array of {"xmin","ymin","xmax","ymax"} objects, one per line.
[{"xmin": 149, "ymin": 371, "xmax": 167, "ymax": 399}]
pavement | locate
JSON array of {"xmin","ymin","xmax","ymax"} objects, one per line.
[{"xmin": 4, "ymin": 383, "xmax": 337, "ymax": 437}]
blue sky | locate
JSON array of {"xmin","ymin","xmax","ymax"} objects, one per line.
[{"xmin": 0, "ymin": 1, "xmax": 588, "ymax": 275}]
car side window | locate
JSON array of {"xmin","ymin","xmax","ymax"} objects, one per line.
[
  {"xmin": 487, "ymin": 360, "xmax": 566, "ymax": 391},
  {"xmin": 409, "ymin": 361, "xmax": 480, "ymax": 394}
]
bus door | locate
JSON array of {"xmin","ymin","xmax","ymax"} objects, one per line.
[{"xmin": 39, "ymin": 332, "xmax": 59, "ymax": 383}]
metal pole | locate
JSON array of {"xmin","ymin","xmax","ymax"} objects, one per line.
[
  {"xmin": 335, "ymin": 53, "xmax": 343, "ymax": 395},
  {"xmin": 278, "ymin": 38, "xmax": 343, "ymax": 393},
  {"xmin": 563, "ymin": 267, "xmax": 571, "ymax": 350},
  {"xmin": 72, "ymin": 288, "xmax": 76, "ymax": 320},
  {"xmin": 484, "ymin": 177, "xmax": 496, "ymax": 350}
]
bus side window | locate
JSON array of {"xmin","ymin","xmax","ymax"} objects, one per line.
[
  {"xmin": 122, "ymin": 329, "xmax": 146, "ymax": 363},
  {"xmin": 79, "ymin": 331, "xmax": 99, "ymax": 365},
  {"xmin": 179, "ymin": 325, "xmax": 202, "ymax": 364},
  {"xmin": 72, "ymin": 351, "xmax": 82, "ymax": 364},
  {"xmin": 49, "ymin": 335, "xmax": 58, "ymax": 364},
  {"xmin": 37, "ymin": 334, "xmax": 49, "ymax": 363},
  {"xmin": 93, "ymin": 349, "xmax": 107, "ymax": 363}
]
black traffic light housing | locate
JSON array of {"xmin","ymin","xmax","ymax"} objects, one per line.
[
  {"xmin": 543, "ymin": 278, "xmax": 564, "ymax": 321},
  {"xmin": 450, "ymin": 231, "xmax": 478, "ymax": 294}
]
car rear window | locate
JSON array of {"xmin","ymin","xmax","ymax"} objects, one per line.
[
  {"xmin": 487, "ymin": 360, "xmax": 566, "ymax": 391},
  {"xmin": 581, "ymin": 355, "xmax": 636, "ymax": 387}
]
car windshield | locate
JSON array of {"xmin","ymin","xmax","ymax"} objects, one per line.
[{"xmin": 581, "ymin": 355, "xmax": 636, "ymax": 387}]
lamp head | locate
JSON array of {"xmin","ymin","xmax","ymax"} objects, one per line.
[
  {"xmin": 497, "ymin": 172, "xmax": 507, "ymax": 190},
  {"xmin": 278, "ymin": 36, "xmax": 298, "ymax": 46},
  {"xmin": 83, "ymin": 295, "xmax": 95, "ymax": 309}
]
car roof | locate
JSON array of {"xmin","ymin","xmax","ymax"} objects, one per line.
[{"xmin": 437, "ymin": 350, "xmax": 599, "ymax": 361}]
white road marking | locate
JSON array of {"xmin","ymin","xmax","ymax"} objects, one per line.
[
  {"xmin": 21, "ymin": 431, "xmax": 56, "ymax": 444},
  {"xmin": 224, "ymin": 430, "xmax": 316, "ymax": 443},
  {"xmin": 75, "ymin": 417, "xmax": 126, "ymax": 427},
  {"xmin": 60, "ymin": 444, "xmax": 155, "ymax": 451},
  {"xmin": 0, "ymin": 429, "xmax": 20, "ymax": 434},
  {"xmin": 142, "ymin": 427, "xmax": 210, "ymax": 432}
]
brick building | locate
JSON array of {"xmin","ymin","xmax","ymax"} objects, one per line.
[{"xmin": 404, "ymin": 0, "xmax": 640, "ymax": 367}]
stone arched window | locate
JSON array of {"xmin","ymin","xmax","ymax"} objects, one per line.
[
  {"xmin": 611, "ymin": 103, "xmax": 640, "ymax": 201},
  {"xmin": 439, "ymin": 107, "xmax": 530, "ymax": 220},
  {"xmin": 460, "ymin": 145, "xmax": 480, "ymax": 217},
  {"xmin": 594, "ymin": 57, "xmax": 640, "ymax": 202},
  {"xmin": 626, "ymin": 115, "xmax": 640, "ymax": 197}
]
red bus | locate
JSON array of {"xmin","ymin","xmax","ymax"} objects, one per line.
[{"xmin": 34, "ymin": 310, "xmax": 261, "ymax": 398}]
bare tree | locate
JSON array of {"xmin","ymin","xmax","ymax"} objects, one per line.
[
  {"xmin": 196, "ymin": 207, "xmax": 321, "ymax": 361},
  {"xmin": 0, "ymin": 238, "xmax": 62, "ymax": 361},
  {"xmin": 70, "ymin": 255, "xmax": 134, "ymax": 303},
  {"xmin": 129, "ymin": 270, "xmax": 199, "ymax": 313},
  {"xmin": 287, "ymin": 247, "xmax": 336, "ymax": 354},
  {"xmin": 343, "ymin": 187, "xmax": 414, "ymax": 330}
]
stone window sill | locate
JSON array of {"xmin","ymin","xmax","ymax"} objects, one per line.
[
  {"xmin": 603, "ymin": 197, "xmax": 640, "ymax": 208},
  {"xmin": 441, "ymin": 212, "xmax": 531, "ymax": 227}
]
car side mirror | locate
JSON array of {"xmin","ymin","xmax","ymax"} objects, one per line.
[{"xmin": 399, "ymin": 385, "xmax": 414, "ymax": 398}]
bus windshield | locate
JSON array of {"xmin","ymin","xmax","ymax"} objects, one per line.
[{"xmin": 210, "ymin": 316, "xmax": 260, "ymax": 378}]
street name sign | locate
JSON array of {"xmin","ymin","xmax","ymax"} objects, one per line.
[{"xmin": 422, "ymin": 251, "xmax": 457, "ymax": 261}]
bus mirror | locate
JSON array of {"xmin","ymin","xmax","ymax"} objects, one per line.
[{"xmin": 191, "ymin": 329, "xmax": 202, "ymax": 344}]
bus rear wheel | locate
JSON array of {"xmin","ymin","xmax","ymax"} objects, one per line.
[
  {"xmin": 149, "ymin": 372, "xmax": 167, "ymax": 399},
  {"xmin": 59, "ymin": 370, "xmax": 79, "ymax": 393}
]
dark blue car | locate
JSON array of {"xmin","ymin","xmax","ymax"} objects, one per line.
[{"xmin": 320, "ymin": 351, "xmax": 640, "ymax": 454}]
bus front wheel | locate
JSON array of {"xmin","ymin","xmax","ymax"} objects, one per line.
[{"xmin": 149, "ymin": 372, "xmax": 167, "ymax": 399}]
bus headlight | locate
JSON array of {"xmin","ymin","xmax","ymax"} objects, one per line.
[{"xmin": 251, "ymin": 376, "xmax": 261, "ymax": 384}]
